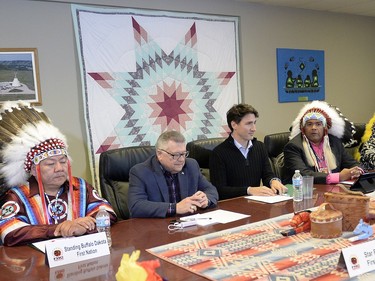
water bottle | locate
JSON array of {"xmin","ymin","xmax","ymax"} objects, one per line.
[
  {"xmin": 96, "ymin": 206, "xmax": 112, "ymax": 247},
  {"xmin": 292, "ymin": 170, "xmax": 303, "ymax": 202}
]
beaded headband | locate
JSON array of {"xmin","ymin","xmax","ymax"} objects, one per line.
[
  {"xmin": 302, "ymin": 112, "xmax": 327, "ymax": 127},
  {"xmin": 300, "ymin": 108, "xmax": 332, "ymax": 129},
  {"xmin": 24, "ymin": 138, "xmax": 68, "ymax": 173}
]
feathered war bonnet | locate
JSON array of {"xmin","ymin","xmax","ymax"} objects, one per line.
[
  {"xmin": 289, "ymin": 100, "xmax": 356, "ymax": 146},
  {"xmin": 289, "ymin": 100, "xmax": 356, "ymax": 173},
  {"xmin": 0, "ymin": 102, "xmax": 76, "ymax": 223}
]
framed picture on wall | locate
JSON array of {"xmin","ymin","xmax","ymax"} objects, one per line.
[
  {"xmin": 0, "ymin": 48, "xmax": 42, "ymax": 105},
  {"xmin": 276, "ymin": 48, "xmax": 325, "ymax": 103}
]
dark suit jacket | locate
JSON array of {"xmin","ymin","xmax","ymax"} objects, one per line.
[
  {"xmin": 128, "ymin": 155, "xmax": 218, "ymax": 218},
  {"xmin": 283, "ymin": 133, "xmax": 358, "ymax": 184}
]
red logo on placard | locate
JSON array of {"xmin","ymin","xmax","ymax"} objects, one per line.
[
  {"xmin": 53, "ymin": 248, "xmax": 64, "ymax": 261},
  {"xmin": 350, "ymin": 255, "xmax": 360, "ymax": 270}
]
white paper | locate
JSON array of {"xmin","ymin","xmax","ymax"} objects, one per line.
[
  {"xmin": 32, "ymin": 239, "xmax": 54, "ymax": 253},
  {"xmin": 31, "ymin": 237, "xmax": 71, "ymax": 253},
  {"xmin": 180, "ymin": 209, "xmax": 250, "ymax": 225},
  {"xmin": 245, "ymin": 195, "xmax": 293, "ymax": 203}
]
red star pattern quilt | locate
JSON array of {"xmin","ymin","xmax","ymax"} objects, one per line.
[{"xmin": 71, "ymin": 5, "xmax": 240, "ymax": 187}]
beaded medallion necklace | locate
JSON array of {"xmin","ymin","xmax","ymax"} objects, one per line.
[{"xmin": 44, "ymin": 187, "xmax": 64, "ymax": 224}]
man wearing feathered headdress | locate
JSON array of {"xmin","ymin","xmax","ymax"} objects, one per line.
[
  {"xmin": 283, "ymin": 101, "xmax": 363, "ymax": 184},
  {"xmin": 0, "ymin": 102, "xmax": 117, "ymax": 246}
]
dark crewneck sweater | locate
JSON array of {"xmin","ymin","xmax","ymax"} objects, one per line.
[{"xmin": 209, "ymin": 135, "xmax": 276, "ymax": 200}]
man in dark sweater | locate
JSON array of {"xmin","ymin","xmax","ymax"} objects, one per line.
[{"xmin": 210, "ymin": 104, "xmax": 287, "ymax": 200}]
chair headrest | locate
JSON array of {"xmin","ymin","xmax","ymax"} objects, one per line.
[
  {"xmin": 264, "ymin": 132, "xmax": 290, "ymax": 158},
  {"xmin": 186, "ymin": 137, "xmax": 225, "ymax": 168},
  {"xmin": 99, "ymin": 146, "xmax": 155, "ymax": 181}
]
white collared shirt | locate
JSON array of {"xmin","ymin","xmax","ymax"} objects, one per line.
[{"xmin": 233, "ymin": 139, "xmax": 253, "ymax": 158}]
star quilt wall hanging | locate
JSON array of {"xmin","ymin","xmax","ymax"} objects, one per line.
[{"xmin": 71, "ymin": 5, "xmax": 241, "ymax": 187}]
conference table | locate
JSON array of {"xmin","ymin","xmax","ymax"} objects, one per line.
[{"xmin": 0, "ymin": 185, "xmax": 351, "ymax": 280}]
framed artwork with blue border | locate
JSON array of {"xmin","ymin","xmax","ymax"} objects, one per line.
[{"xmin": 276, "ymin": 48, "xmax": 325, "ymax": 103}]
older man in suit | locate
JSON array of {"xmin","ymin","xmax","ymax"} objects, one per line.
[{"xmin": 128, "ymin": 131, "xmax": 218, "ymax": 218}]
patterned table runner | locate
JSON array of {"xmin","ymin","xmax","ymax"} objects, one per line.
[{"xmin": 147, "ymin": 213, "xmax": 375, "ymax": 280}]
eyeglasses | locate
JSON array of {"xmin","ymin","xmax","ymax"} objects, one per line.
[{"xmin": 159, "ymin": 149, "xmax": 189, "ymax": 160}]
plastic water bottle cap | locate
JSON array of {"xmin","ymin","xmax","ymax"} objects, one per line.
[{"xmin": 99, "ymin": 206, "xmax": 106, "ymax": 210}]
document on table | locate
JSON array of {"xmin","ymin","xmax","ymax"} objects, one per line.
[
  {"xmin": 245, "ymin": 195, "xmax": 293, "ymax": 203},
  {"xmin": 31, "ymin": 237, "xmax": 71, "ymax": 253},
  {"xmin": 180, "ymin": 209, "xmax": 250, "ymax": 225},
  {"xmin": 31, "ymin": 239, "xmax": 54, "ymax": 253}
]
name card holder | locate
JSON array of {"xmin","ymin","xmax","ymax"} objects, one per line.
[
  {"xmin": 45, "ymin": 232, "xmax": 110, "ymax": 268},
  {"xmin": 339, "ymin": 239, "xmax": 375, "ymax": 277}
]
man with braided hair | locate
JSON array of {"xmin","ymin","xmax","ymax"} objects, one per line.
[
  {"xmin": 284, "ymin": 101, "xmax": 363, "ymax": 184},
  {"xmin": 0, "ymin": 102, "xmax": 117, "ymax": 246}
]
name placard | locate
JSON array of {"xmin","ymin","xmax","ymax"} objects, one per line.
[
  {"xmin": 340, "ymin": 239, "xmax": 375, "ymax": 277},
  {"xmin": 45, "ymin": 232, "xmax": 110, "ymax": 268}
]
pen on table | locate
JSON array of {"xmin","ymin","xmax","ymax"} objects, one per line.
[{"xmin": 183, "ymin": 218, "xmax": 212, "ymax": 221}]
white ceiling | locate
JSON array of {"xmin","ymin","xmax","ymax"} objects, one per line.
[{"xmin": 236, "ymin": 0, "xmax": 375, "ymax": 17}]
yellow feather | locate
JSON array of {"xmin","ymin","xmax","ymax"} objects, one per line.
[{"xmin": 354, "ymin": 113, "xmax": 375, "ymax": 161}]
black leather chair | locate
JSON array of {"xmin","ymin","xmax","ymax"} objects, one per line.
[
  {"xmin": 99, "ymin": 146, "xmax": 155, "ymax": 220},
  {"xmin": 186, "ymin": 137, "xmax": 226, "ymax": 180},
  {"xmin": 263, "ymin": 132, "xmax": 289, "ymax": 179}
]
